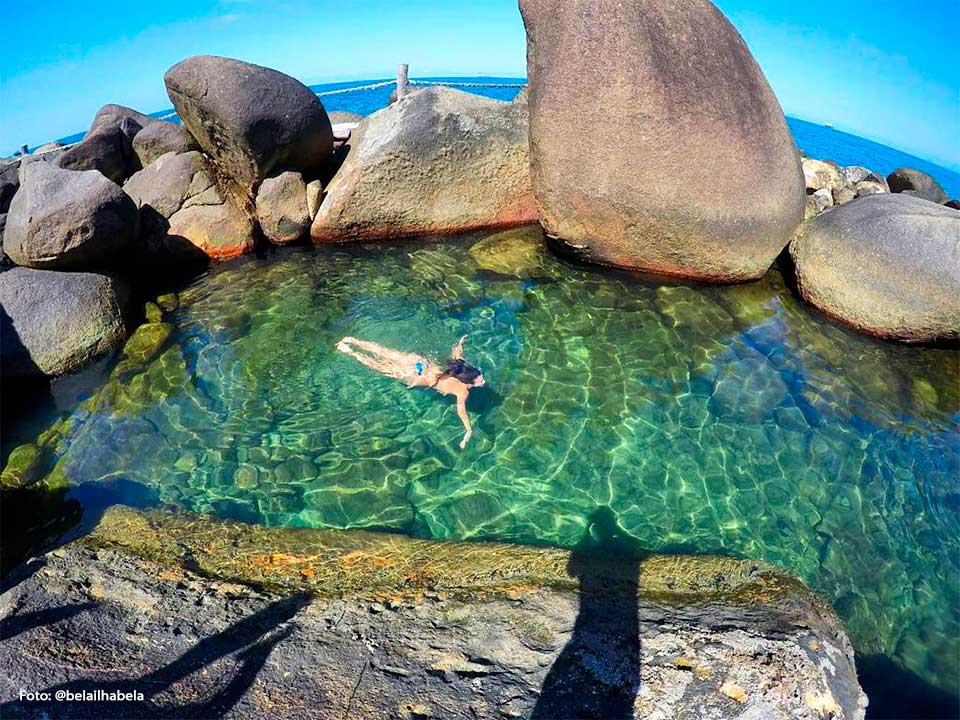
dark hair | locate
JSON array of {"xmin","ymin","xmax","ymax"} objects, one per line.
[{"xmin": 443, "ymin": 357, "xmax": 482, "ymax": 384}]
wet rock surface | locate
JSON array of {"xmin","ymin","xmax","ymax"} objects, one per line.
[{"xmin": 0, "ymin": 506, "xmax": 866, "ymax": 719}]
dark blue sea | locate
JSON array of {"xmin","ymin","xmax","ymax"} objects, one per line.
[{"xmin": 44, "ymin": 76, "xmax": 960, "ymax": 199}]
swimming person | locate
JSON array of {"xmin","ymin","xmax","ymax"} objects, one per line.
[{"xmin": 336, "ymin": 335, "xmax": 485, "ymax": 450}]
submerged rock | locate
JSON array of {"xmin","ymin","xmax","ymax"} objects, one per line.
[
  {"xmin": 311, "ymin": 86, "xmax": 537, "ymax": 242},
  {"xmin": 4, "ymin": 163, "xmax": 137, "ymax": 270},
  {"xmin": 790, "ymin": 193, "xmax": 960, "ymax": 342},
  {"xmin": 0, "ymin": 267, "xmax": 129, "ymax": 378},
  {"xmin": 164, "ymin": 55, "xmax": 334, "ymax": 199},
  {"xmin": 122, "ymin": 322, "xmax": 173, "ymax": 362},
  {"xmin": 887, "ymin": 167, "xmax": 948, "ymax": 204},
  {"xmin": 131, "ymin": 120, "xmax": 199, "ymax": 166},
  {"xmin": 0, "ymin": 505, "xmax": 867, "ymax": 720},
  {"xmin": 255, "ymin": 170, "xmax": 311, "ymax": 244},
  {"xmin": 468, "ymin": 225, "xmax": 550, "ymax": 278},
  {"xmin": 123, "ymin": 150, "xmax": 254, "ymax": 261},
  {"xmin": 519, "ymin": 0, "xmax": 805, "ymax": 282}
]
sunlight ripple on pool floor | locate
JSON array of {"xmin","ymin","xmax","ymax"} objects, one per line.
[{"xmin": 36, "ymin": 230, "xmax": 960, "ymax": 694}]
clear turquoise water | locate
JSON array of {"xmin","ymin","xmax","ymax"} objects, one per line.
[{"xmin": 29, "ymin": 230, "xmax": 960, "ymax": 698}]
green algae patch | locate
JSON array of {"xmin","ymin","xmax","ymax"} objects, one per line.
[{"xmin": 81, "ymin": 505, "xmax": 826, "ymax": 612}]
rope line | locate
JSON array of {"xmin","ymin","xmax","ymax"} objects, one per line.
[
  {"xmin": 409, "ymin": 80, "xmax": 527, "ymax": 88},
  {"xmin": 314, "ymin": 80, "xmax": 396, "ymax": 97}
]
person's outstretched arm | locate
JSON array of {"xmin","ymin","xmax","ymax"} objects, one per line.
[
  {"xmin": 455, "ymin": 392, "xmax": 473, "ymax": 450},
  {"xmin": 450, "ymin": 334, "xmax": 468, "ymax": 360}
]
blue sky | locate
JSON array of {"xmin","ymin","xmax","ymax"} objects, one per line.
[{"xmin": 1, "ymin": 0, "xmax": 957, "ymax": 170}]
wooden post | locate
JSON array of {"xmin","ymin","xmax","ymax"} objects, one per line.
[
  {"xmin": 20, "ymin": 144, "xmax": 29, "ymax": 156},
  {"xmin": 396, "ymin": 63, "xmax": 410, "ymax": 100}
]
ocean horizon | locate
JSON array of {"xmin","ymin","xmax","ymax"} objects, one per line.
[{"xmin": 25, "ymin": 76, "xmax": 960, "ymax": 200}]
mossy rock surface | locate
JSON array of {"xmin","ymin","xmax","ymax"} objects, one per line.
[
  {"xmin": 122, "ymin": 322, "xmax": 173, "ymax": 362},
  {"xmin": 84, "ymin": 505, "xmax": 825, "ymax": 611},
  {"xmin": 468, "ymin": 225, "xmax": 551, "ymax": 278}
]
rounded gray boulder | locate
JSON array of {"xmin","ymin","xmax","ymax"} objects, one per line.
[
  {"xmin": 163, "ymin": 55, "xmax": 334, "ymax": 197},
  {"xmin": 132, "ymin": 121, "xmax": 200, "ymax": 167},
  {"xmin": 790, "ymin": 193, "xmax": 960, "ymax": 342},
  {"xmin": 0, "ymin": 268, "xmax": 129, "ymax": 378},
  {"xmin": 5, "ymin": 163, "xmax": 138, "ymax": 270},
  {"xmin": 255, "ymin": 170, "xmax": 310, "ymax": 244},
  {"xmin": 887, "ymin": 168, "xmax": 949, "ymax": 205},
  {"xmin": 519, "ymin": 0, "xmax": 805, "ymax": 282}
]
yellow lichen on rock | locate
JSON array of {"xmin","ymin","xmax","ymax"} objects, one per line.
[
  {"xmin": 719, "ymin": 680, "xmax": 748, "ymax": 704},
  {"xmin": 805, "ymin": 690, "xmax": 841, "ymax": 716}
]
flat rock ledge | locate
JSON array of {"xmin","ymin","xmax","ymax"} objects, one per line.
[{"xmin": 0, "ymin": 506, "xmax": 866, "ymax": 719}]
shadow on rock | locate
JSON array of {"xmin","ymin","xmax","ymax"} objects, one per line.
[
  {"xmin": 0, "ymin": 593, "xmax": 311, "ymax": 719},
  {"xmin": 531, "ymin": 507, "xmax": 646, "ymax": 720}
]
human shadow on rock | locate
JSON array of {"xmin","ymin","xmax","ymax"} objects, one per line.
[
  {"xmin": 531, "ymin": 507, "xmax": 646, "ymax": 720},
  {"xmin": 0, "ymin": 593, "xmax": 311, "ymax": 719}
]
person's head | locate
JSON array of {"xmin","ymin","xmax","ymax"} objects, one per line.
[{"xmin": 445, "ymin": 358, "xmax": 485, "ymax": 388}]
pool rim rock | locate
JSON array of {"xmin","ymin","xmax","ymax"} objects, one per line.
[{"xmin": 0, "ymin": 504, "xmax": 868, "ymax": 719}]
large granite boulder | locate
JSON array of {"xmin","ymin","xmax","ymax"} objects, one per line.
[
  {"xmin": 0, "ymin": 268, "xmax": 129, "ymax": 378},
  {"xmin": 131, "ymin": 121, "xmax": 199, "ymax": 167},
  {"xmin": 4, "ymin": 163, "xmax": 137, "ymax": 270},
  {"xmin": 123, "ymin": 151, "xmax": 255, "ymax": 261},
  {"xmin": 163, "ymin": 55, "xmax": 334, "ymax": 198},
  {"xmin": 311, "ymin": 86, "xmax": 537, "ymax": 241},
  {"xmin": 255, "ymin": 170, "xmax": 310, "ymax": 244},
  {"xmin": 519, "ymin": 0, "xmax": 805, "ymax": 282},
  {"xmin": 887, "ymin": 168, "xmax": 948, "ymax": 204},
  {"xmin": 790, "ymin": 193, "xmax": 960, "ymax": 342}
]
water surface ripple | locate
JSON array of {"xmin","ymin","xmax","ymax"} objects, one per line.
[{"xmin": 36, "ymin": 233, "xmax": 960, "ymax": 694}]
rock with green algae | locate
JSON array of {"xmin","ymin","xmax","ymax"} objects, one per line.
[
  {"xmin": 0, "ymin": 504, "xmax": 867, "ymax": 720},
  {"xmin": 144, "ymin": 301, "xmax": 163, "ymax": 323},
  {"xmin": 155, "ymin": 292, "xmax": 179, "ymax": 312},
  {"xmin": 0, "ymin": 444, "xmax": 42, "ymax": 489},
  {"xmin": 468, "ymin": 225, "xmax": 551, "ymax": 278},
  {"xmin": 122, "ymin": 322, "xmax": 172, "ymax": 362}
]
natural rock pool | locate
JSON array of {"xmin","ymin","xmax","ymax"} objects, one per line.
[{"xmin": 14, "ymin": 227, "xmax": 959, "ymax": 696}]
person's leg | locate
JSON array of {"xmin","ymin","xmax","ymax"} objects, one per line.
[
  {"xmin": 347, "ymin": 338, "xmax": 423, "ymax": 366},
  {"xmin": 338, "ymin": 343, "xmax": 409, "ymax": 379}
]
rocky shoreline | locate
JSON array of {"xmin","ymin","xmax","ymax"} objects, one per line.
[{"xmin": 1, "ymin": 505, "xmax": 867, "ymax": 719}]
